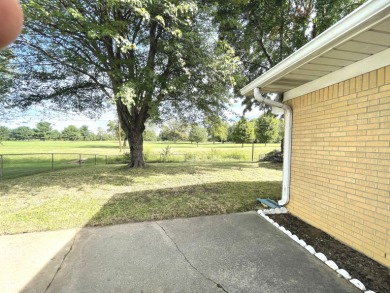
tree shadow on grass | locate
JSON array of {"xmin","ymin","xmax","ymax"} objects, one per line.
[
  {"xmin": 86, "ymin": 180, "xmax": 282, "ymax": 227},
  {"xmin": 0, "ymin": 161, "xmax": 282, "ymax": 194},
  {"xmin": 112, "ymin": 161, "xmax": 280, "ymax": 177},
  {"xmin": 258, "ymin": 162, "xmax": 283, "ymax": 171}
]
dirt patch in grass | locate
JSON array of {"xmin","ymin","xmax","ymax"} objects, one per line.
[{"xmin": 268, "ymin": 213, "xmax": 390, "ymax": 293}]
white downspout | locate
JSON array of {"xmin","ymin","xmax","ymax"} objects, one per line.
[{"xmin": 254, "ymin": 88, "xmax": 292, "ymax": 206}]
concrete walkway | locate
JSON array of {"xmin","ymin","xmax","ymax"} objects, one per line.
[{"xmin": 0, "ymin": 212, "xmax": 359, "ymax": 293}]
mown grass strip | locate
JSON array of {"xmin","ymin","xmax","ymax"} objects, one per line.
[{"xmin": 0, "ymin": 162, "xmax": 282, "ymax": 234}]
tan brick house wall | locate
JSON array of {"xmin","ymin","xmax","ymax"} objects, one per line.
[{"xmin": 287, "ymin": 66, "xmax": 390, "ymax": 267}]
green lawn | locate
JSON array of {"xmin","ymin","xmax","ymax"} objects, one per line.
[
  {"xmin": 0, "ymin": 140, "xmax": 280, "ymax": 157},
  {"xmin": 0, "ymin": 140, "xmax": 124, "ymax": 155},
  {"xmin": 0, "ymin": 140, "xmax": 281, "ymax": 179},
  {"xmin": 0, "ymin": 162, "xmax": 282, "ymax": 235}
]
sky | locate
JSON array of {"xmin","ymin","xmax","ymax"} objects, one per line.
[
  {"xmin": 1, "ymin": 106, "xmax": 117, "ymax": 132},
  {"xmin": 1, "ymin": 99, "xmax": 263, "ymax": 133}
]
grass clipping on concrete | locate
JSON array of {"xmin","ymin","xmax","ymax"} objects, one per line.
[{"xmin": 0, "ymin": 162, "xmax": 282, "ymax": 234}]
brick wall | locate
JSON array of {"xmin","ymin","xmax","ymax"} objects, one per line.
[{"xmin": 287, "ymin": 65, "xmax": 390, "ymax": 267}]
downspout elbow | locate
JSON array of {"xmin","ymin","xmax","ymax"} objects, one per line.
[
  {"xmin": 254, "ymin": 87, "xmax": 266, "ymax": 103},
  {"xmin": 254, "ymin": 88, "xmax": 284, "ymax": 108}
]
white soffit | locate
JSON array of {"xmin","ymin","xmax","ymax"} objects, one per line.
[
  {"xmin": 284, "ymin": 47, "xmax": 390, "ymax": 101},
  {"xmin": 240, "ymin": 0, "xmax": 390, "ymax": 99}
]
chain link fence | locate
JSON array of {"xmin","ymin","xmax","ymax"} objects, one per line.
[
  {"xmin": 0, "ymin": 144, "xmax": 281, "ymax": 180},
  {"xmin": 0, "ymin": 153, "xmax": 126, "ymax": 180}
]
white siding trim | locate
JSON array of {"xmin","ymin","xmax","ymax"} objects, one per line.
[{"xmin": 283, "ymin": 48, "xmax": 390, "ymax": 101}]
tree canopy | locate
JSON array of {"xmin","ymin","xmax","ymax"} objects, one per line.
[
  {"xmin": 10, "ymin": 126, "xmax": 34, "ymax": 140},
  {"xmin": 188, "ymin": 125, "xmax": 207, "ymax": 146},
  {"xmin": 8, "ymin": 0, "xmax": 239, "ymax": 167},
  {"xmin": 0, "ymin": 126, "xmax": 10, "ymax": 142},
  {"xmin": 159, "ymin": 120, "xmax": 189, "ymax": 142},
  {"xmin": 62, "ymin": 125, "xmax": 81, "ymax": 141},
  {"xmin": 214, "ymin": 0, "xmax": 366, "ymax": 111},
  {"xmin": 230, "ymin": 117, "xmax": 255, "ymax": 147},
  {"xmin": 255, "ymin": 113, "xmax": 280, "ymax": 145},
  {"xmin": 34, "ymin": 121, "xmax": 53, "ymax": 140},
  {"xmin": 205, "ymin": 117, "xmax": 229, "ymax": 143}
]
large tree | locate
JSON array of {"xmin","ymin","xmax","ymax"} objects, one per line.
[
  {"xmin": 255, "ymin": 113, "xmax": 280, "ymax": 145},
  {"xmin": 62, "ymin": 125, "xmax": 81, "ymax": 141},
  {"xmin": 188, "ymin": 125, "xmax": 207, "ymax": 147},
  {"xmin": 34, "ymin": 121, "xmax": 53, "ymax": 140},
  {"xmin": 205, "ymin": 117, "xmax": 229, "ymax": 143},
  {"xmin": 159, "ymin": 119, "xmax": 189, "ymax": 143},
  {"xmin": 79, "ymin": 125, "xmax": 94, "ymax": 141},
  {"xmin": 10, "ymin": 126, "xmax": 34, "ymax": 140},
  {"xmin": 0, "ymin": 49, "xmax": 18, "ymax": 120},
  {"xmin": 0, "ymin": 126, "xmax": 10, "ymax": 142},
  {"xmin": 9, "ymin": 1, "xmax": 238, "ymax": 167},
  {"xmin": 231, "ymin": 117, "xmax": 255, "ymax": 147}
]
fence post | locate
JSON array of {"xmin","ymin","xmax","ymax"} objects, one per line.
[
  {"xmin": 105, "ymin": 155, "xmax": 107, "ymax": 164},
  {"xmin": 0, "ymin": 155, "xmax": 3, "ymax": 181},
  {"xmin": 95, "ymin": 155, "xmax": 97, "ymax": 165},
  {"xmin": 52, "ymin": 153, "xmax": 54, "ymax": 171},
  {"xmin": 79, "ymin": 154, "xmax": 82, "ymax": 166},
  {"xmin": 252, "ymin": 141, "xmax": 254, "ymax": 162}
]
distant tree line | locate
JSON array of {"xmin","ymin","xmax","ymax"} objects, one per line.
[
  {"xmin": 0, "ymin": 113, "xmax": 282, "ymax": 145},
  {"xmin": 158, "ymin": 113, "xmax": 282, "ymax": 146},
  {"xmin": 0, "ymin": 121, "xmax": 157, "ymax": 142}
]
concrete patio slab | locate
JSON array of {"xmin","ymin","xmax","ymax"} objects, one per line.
[
  {"xmin": 0, "ymin": 212, "xmax": 359, "ymax": 293},
  {"xmin": 0, "ymin": 228, "xmax": 79, "ymax": 293}
]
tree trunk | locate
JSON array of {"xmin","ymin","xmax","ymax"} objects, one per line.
[
  {"xmin": 128, "ymin": 128, "xmax": 145, "ymax": 167},
  {"xmin": 118, "ymin": 118, "xmax": 123, "ymax": 153},
  {"xmin": 116, "ymin": 98, "xmax": 147, "ymax": 168},
  {"xmin": 281, "ymin": 138, "xmax": 284, "ymax": 154}
]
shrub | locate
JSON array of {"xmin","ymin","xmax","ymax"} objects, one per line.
[{"xmin": 160, "ymin": 145, "xmax": 172, "ymax": 162}]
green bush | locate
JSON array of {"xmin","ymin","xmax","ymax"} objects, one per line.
[{"xmin": 160, "ymin": 145, "xmax": 172, "ymax": 162}]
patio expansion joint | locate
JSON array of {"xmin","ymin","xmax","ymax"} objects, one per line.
[
  {"xmin": 43, "ymin": 233, "xmax": 77, "ymax": 293},
  {"xmin": 155, "ymin": 222, "xmax": 229, "ymax": 293}
]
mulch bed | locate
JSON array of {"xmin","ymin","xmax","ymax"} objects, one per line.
[{"xmin": 268, "ymin": 213, "xmax": 390, "ymax": 293}]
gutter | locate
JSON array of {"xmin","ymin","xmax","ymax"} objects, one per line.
[{"xmin": 254, "ymin": 88, "xmax": 292, "ymax": 206}]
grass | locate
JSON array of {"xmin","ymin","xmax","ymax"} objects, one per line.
[
  {"xmin": 0, "ymin": 140, "xmax": 124, "ymax": 155},
  {"xmin": 0, "ymin": 140, "xmax": 281, "ymax": 179},
  {"xmin": 0, "ymin": 161, "xmax": 282, "ymax": 234},
  {"xmin": 0, "ymin": 140, "xmax": 280, "ymax": 158}
]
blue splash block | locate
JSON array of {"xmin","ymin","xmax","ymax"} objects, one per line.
[{"xmin": 256, "ymin": 198, "xmax": 281, "ymax": 209}]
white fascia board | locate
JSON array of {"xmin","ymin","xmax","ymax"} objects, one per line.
[
  {"xmin": 240, "ymin": 0, "xmax": 390, "ymax": 96},
  {"xmin": 284, "ymin": 47, "xmax": 390, "ymax": 101}
]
